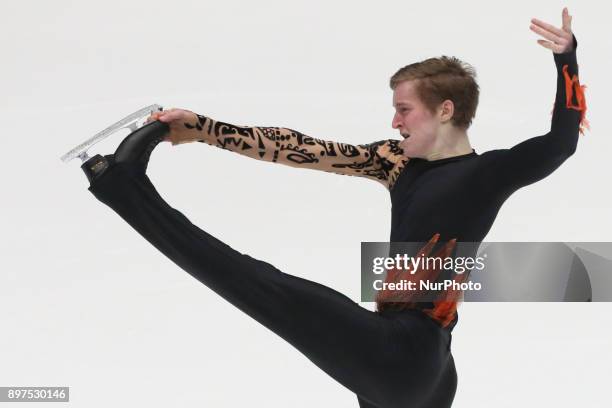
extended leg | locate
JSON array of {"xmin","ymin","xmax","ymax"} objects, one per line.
[{"xmin": 87, "ymin": 160, "xmax": 414, "ymax": 405}]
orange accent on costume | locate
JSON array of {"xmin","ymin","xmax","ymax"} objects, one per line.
[
  {"xmin": 375, "ymin": 233, "xmax": 468, "ymax": 328},
  {"xmin": 562, "ymin": 64, "xmax": 590, "ymax": 135}
]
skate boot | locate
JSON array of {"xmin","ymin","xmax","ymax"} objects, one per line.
[
  {"xmin": 80, "ymin": 120, "xmax": 169, "ymax": 183},
  {"xmin": 60, "ymin": 105, "xmax": 169, "ymax": 183}
]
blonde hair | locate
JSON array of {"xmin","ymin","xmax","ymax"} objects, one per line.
[{"xmin": 390, "ymin": 56, "xmax": 479, "ymax": 130}]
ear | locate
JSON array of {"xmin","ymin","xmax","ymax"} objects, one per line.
[{"xmin": 439, "ymin": 100, "xmax": 454, "ymax": 121}]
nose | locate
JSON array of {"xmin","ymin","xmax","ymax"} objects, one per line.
[{"xmin": 392, "ymin": 112, "xmax": 402, "ymax": 129}]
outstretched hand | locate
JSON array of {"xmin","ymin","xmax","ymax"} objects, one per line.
[
  {"xmin": 530, "ymin": 7, "xmax": 574, "ymax": 54},
  {"xmin": 145, "ymin": 108, "xmax": 199, "ymax": 145}
]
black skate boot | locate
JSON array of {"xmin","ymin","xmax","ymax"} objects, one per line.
[{"xmin": 80, "ymin": 120, "xmax": 170, "ymax": 183}]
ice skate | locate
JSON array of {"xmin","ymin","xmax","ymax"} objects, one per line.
[
  {"xmin": 80, "ymin": 119, "xmax": 170, "ymax": 183},
  {"xmin": 60, "ymin": 105, "xmax": 169, "ymax": 183},
  {"xmin": 60, "ymin": 104, "xmax": 164, "ymax": 164}
]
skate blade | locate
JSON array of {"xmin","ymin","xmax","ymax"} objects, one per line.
[{"xmin": 60, "ymin": 104, "xmax": 163, "ymax": 164}]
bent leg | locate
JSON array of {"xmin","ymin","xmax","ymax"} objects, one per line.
[{"xmin": 88, "ymin": 161, "xmax": 402, "ymax": 403}]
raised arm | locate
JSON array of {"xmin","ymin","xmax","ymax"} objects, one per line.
[
  {"xmin": 152, "ymin": 109, "xmax": 407, "ymax": 190},
  {"xmin": 491, "ymin": 10, "xmax": 588, "ymax": 193}
]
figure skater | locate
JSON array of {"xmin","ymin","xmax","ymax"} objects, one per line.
[{"xmin": 78, "ymin": 8, "xmax": 587, "ymax": 408}]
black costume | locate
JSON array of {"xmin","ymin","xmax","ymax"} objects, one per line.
[{"xmin": 84, "ymin": 35, "xmax": 585, "ymax": 407}]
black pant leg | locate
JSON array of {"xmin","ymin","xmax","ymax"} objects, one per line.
[{"xmin": 87, "ymin": 162, "xmax": 408, "ymax": 404}]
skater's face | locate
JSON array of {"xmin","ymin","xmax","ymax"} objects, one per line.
[{"xmin": 392, "ymin": 80, "xmax": 444, "ymax": 159}]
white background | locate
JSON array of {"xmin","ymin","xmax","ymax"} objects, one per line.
[{"xmin": 1, "ymin": 1, "xmax": 611, "ymax": 407}]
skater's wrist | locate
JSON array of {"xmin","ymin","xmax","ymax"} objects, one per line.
[{"xmin": 167, "ymin": 111, "xmax": 206, "ymax": 145}]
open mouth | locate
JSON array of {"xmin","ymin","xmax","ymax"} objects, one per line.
[{"xmin": 402, "ymin": 134, "xmax": 411, "ymax": 139}]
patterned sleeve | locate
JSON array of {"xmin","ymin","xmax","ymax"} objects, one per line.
[{"xmin": 173, "ymin": 113, "xmax": 407, "ymax": 190}]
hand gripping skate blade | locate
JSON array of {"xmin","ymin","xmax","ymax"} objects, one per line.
[{"xmin": 60, "ymin": 104, "xmax": 163, "ymax": 164}]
